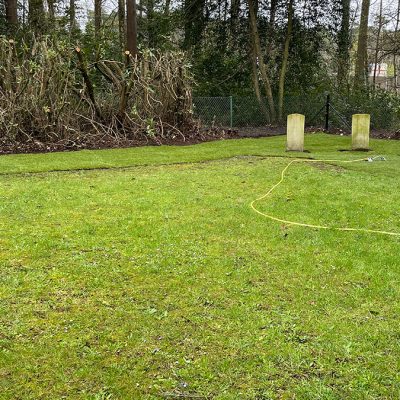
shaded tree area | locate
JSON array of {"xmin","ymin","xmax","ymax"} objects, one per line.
[
  {"xmin": 0, "ymin": 0, "xmax": 354, "ymax": 88},
  {"xmin": 186, "ymin": 0, "xmax": 340, "ymax": 99},
  {"xmin": 1, "ymin": 0, "xmax": 400, "ymax": 138}
]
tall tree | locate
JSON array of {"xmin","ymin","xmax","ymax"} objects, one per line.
[
  {"xmin": 278, "ymin": 0, "xmax": 293, "ymax": 121},
  {"xmin": 69, "ymin": 0, "xmax": 76, "ymax": 32},
  {"xmin": 183, "ymin": 0, "xmax": 206, "ymax": 49},
  {"xmin": 147, "ymin": 0, "xmax": 155, "ymax": 47},
  {"xmin": 266, "ymin": 0, "xmax": 277, "ymax": 59},
  {"xmin": 372, "ymin": 0, "xmax": 384, "ymax": 88},
  {"xmin": 230, "ymin": 0, "xmax": 240, "ymax": 35},
  {"xmin": 247, "ymin": 0, "xmax": 276, "ymax": 121},
  {"xmin": 126, "ymin": 0, "xmax": 138, "ymax": 56},
  {"xmin": 394, "ymin": 0, "xmax": 400, "ymax": 88},
  {"xmin": 94, "ymin": 0, "xmax": 102, "ymax": 39},
  {"xmin": 5, "ymin": 0, "xmax": 18, "ymax": 28},
  {"xmin": 28, "ymin": 0, "xmax": 44, "ymax": 34},
  {"xmin": 164, "ymin": 0, "xmax": 170, "ymax": 15},
  {"xmin": 337, "ymin": 0, "xmax": 351, "ymax": 89},
  {"xmin": 118, "ymin": 0, "xmax": 126, "ymax": 51},
  {"xmin": 354, "ymin": 0, "xmax": 371, "ymax": 90},
  {"xmin": 47, "ymin": 0, "xmax": 55, "ymax": 22}
]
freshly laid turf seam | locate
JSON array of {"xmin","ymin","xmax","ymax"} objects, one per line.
[
  {"xmin": 0, "ymin": 154, "xmax": 314, "ymax": 177},
  {"xmin": 250, "ymin": 157, "xmax": 400, "ymax": 237}
]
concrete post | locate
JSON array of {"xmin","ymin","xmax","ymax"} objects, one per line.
[
  {"xmin": 286, "ymin": 114, "xmax": 305, "ymax": 152},
  {"xmin": 352, "ymin": 114, "xmax": 370, "ymax": 150}
]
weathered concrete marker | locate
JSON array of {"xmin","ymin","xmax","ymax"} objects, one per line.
[
  {"xmin": 286, "ymin": 113, "xmax": 305, "ymax": 152},
  {"xmin": 352, "ymin": 114, "xmax": 370, "ymax": 150}
]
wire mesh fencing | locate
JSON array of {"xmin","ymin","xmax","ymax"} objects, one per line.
[
  {"xmin": 192, "ymin": 94, "xmax": 400, "ymax": 133},
  {"xmin": 192, "ymin": 95, "xmax": 326, "ymax": 129},
  {"xmin": 192, "ymin": 97, "xmax": 233, "ymax": 127}
]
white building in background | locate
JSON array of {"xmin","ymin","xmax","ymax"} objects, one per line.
[
  {"xmin": 368, "ymin": 63, "xmax": 397, "ymax": 90},
  {"xmin": 369, "ymin": 63, "xmax": 387, "ymax": 77}
]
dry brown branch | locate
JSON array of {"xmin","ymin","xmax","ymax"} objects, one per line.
[
  {"xmin": 75, "ymin": 47, "xmax": 102, "ymax": 119},
  {"xmin": 0, "ymin": 39, "xmax": 196, "ymax": 148}
]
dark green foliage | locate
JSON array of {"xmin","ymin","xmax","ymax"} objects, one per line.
[
  {"xmin": 0, "ymin": 0, "xmax": 359, "ymax": 99},
  {"xmin": 330, "ymin": 89, "xmax": 400, "ymax": 130},
  {"xmin": 0, "ymin": 0, "xmax": 6, "ymax": 34},
  {"xmin": 2, "ymin": 0, "xmax": 400, "ymax": 131},
  {"xmin": 192, "ymin": 49, "xmax": 251, "ymax": 96},
  {"xmin": 280, "ymin": 20, "xmax": 329, "ymax": 97}
]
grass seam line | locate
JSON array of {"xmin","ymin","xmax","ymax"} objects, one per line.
[{"xmin": 0, "ymin": 154, "xmax": 315, "ymax": 177}]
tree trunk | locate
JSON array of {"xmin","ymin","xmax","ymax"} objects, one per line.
[
  {"xmin": 69, "ymin": 0, "xmax": 76, "ymax": 32},
  {"xmin": 139, "ymin": 0, "xmax": 142, "ymax": 18},
  {"xmin": 249, "ymin": 1, "xmax": 263, "ymax": 116},
  {"xmin": 354, "ymin": 0, "xmax": 371, "ymax": 90},
  {"xmin": 48, "ymin": 0, "xmax": 55, "ymax": 21},
  {"xmin": 5, "ymin": 0, "xmax": 18, "ymax": 27},
  {"xmin": 164, "ymin": 0, "xmax": 170, "ymax": 16},
  {"xmin": 278, "ymin": 0, "xmax": 293, "ymax": 122},
  {"xmin": 75, "ymin": 47, "xmax": 102, "ymax": 119},
  {"xmin": 147, "ymin": 0, "xmax": 155, "ymax": 47},
  {"xmin": 183, "ymin": 0, "xmax": 206, "ymax": 49},
  {"xmin": 29, "ymin": 0, "xmax": 45, "ymax": 34},
  {"xmin": 230, "ymin": 0, "xmax": 239, "ymax": 35},
  {"xmin": 266, "ymin": 0, "xmax": 277, "ymax": 58},
  {"xmin": 94, "ymin": 0, "xmax": 102, "ymax": 39},
  {"xmin": 337, "ymin": 0, "xmax": 350, "ymax": 90},
  {"xmin": 247, "ymin": 0, "xmax": 276, "ymax": 121},
  {"xmin": 372, "ymin": 0, "xmax": 383, "ymax": 89},
  {"xmin": 394, "ymin": 0, "xmax": 400, "ymax": 88},
  {"xmin": 126, "ymin": 0, "xmax": 138, "ymax": 56},
  {"xmin": 118, "ymin": 0, "xmax": 126, "ymax": 52},
  {"xmin": 251, "ymin": 50, "xmax": 270, "ymax": 120}
]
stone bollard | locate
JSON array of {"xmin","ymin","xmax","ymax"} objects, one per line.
[
  {"xmin": 286, "ymin": 114, "xmax": 305, "ymax": 152},
  {"xmin": 352, "ymin": 114, "xmax": 370, "ymax": 150}
]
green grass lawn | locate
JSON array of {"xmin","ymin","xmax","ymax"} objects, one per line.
[{"xmin": 1, "ymin": 133, "xmax": 400, "ymax": 399}]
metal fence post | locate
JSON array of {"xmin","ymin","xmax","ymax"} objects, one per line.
[
  {"xmin": 230, "ymin": 96, "xmax": 233, "ymax": 128},
  {"xmin": 325, "ymin": 93, "xmax": 330, "ymax": 131}
]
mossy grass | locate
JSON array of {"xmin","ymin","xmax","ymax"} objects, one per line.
[{"xmin": 1, "ymin": 133, "xmax": 400, "ymax": 399}]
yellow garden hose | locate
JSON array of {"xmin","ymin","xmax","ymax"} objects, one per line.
[{"xmin": 250, "ymin": 157, "xmax": 400, "ymax": 237}]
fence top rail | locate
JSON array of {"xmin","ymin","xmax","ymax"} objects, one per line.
[{"xmin": 194, "ymin": 96, "xmax": 232, "ymax": 99}]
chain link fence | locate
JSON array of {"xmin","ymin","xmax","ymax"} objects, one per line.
[
  {"xmin": 193, "ymin": 95, "xmax": 326, "ymax": 130},
  {"xmin": 193, "ymin": 94, "xmax": 400, "ymax": 133}
]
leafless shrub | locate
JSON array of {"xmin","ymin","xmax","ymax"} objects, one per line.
[{"xmin": 0, "ymin": 38, "xmax": 195, "ymax": 147}]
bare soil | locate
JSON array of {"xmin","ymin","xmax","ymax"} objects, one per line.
[
  {"xmin": 1, "ymin": 125, "xmax": 399, "ymax": 155},
  {"xmin": 0, "ymin": 128, "xmax": 240, "ymax": 155}
]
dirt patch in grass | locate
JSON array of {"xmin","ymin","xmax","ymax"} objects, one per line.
[{"xmin": 309, "ymin": 162, "xmax": 346, "ymax": 172}]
